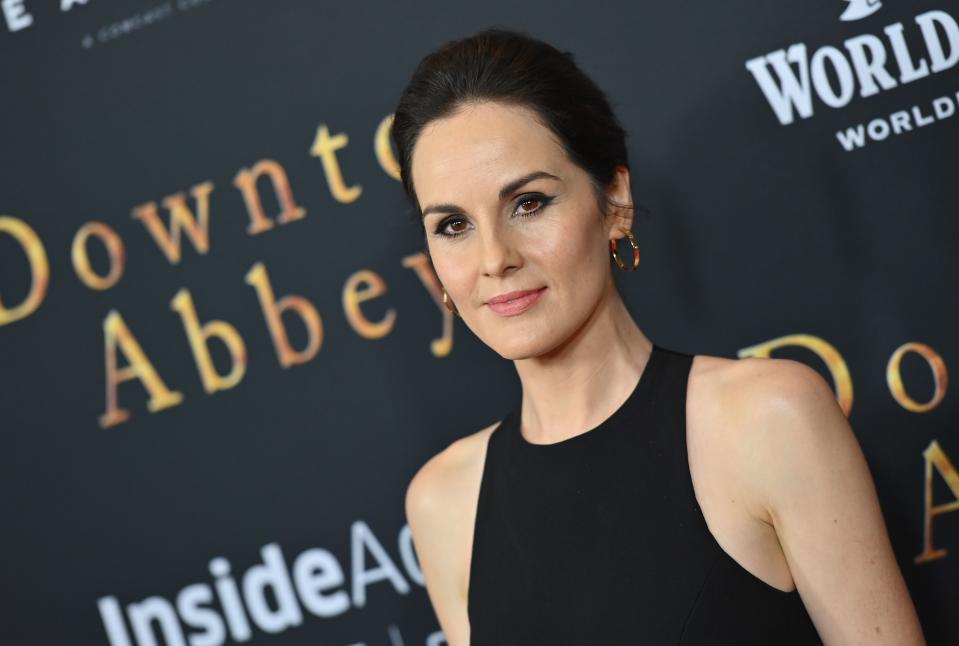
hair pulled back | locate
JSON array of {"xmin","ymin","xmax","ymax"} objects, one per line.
[{"xmin": 390, "ymin": 27, "xmax": 637, "ymax": 233}]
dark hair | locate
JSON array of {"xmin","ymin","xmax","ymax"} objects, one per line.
[{"xmin": 390, "ymin": 27, "xmax": 645, "ymax": 237}]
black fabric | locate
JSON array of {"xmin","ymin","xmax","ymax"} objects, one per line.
[{"xmin": 467, "ymin": 343, "xmax": 822, "ymax": 645}]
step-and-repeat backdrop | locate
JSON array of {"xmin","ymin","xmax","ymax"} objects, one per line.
[{"xmin": 2, "ymin": 1, "xmax": 956, "ymax": 644}]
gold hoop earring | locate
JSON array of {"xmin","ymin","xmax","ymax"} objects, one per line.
[
  {"xmin": 610, "ymin": 229, "xmax": 640, "ymax": 271},
  {"xmin": 442, "ymin": 288, "xmax": 459, "ymax": 316}
]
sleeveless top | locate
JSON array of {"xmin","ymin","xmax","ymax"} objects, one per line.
[{"xmin": 467, "ymin": 343, "xmax": 822, "ymax": 645}]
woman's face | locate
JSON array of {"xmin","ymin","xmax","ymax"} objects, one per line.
[{"xmin": 411, "ymin": 101, "xmax": 631, "ymax": 360}]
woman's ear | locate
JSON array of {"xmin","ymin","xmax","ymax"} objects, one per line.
[{"xmin": 605, "ymin": 164, "xmax": 634, "ymax": 240}]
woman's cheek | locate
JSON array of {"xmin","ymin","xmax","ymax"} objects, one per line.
[
  {"xmin": 433, "ymin": 253, "xmax": 473, "ymax": 301},
  {"xmin": 531, "ymin": 215, "xmax": 573, "ymax": 258}
]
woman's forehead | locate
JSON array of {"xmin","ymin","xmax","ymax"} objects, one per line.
[{"xmin": 412, "ymin": 104, "xmax": 567, "ymax": 196}]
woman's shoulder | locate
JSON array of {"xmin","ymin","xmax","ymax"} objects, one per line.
[
  {"xmin": 404, "ymin": 418, "xmax": 503, "ymax": 527},
  {"xmin": 689, "ymin": 349, "xmax": 829, "ymax": 412},
  {"xmin": 688, "ymin": 349, "xmax": 845, "ymax": 521},
  {"xmin": 402, "ymin": 418, "xmax": 504, "ymax": 633}
]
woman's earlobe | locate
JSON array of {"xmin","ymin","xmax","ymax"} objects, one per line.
[
  {"xmin": 619, "ymin": 205, "xmax": 635, "ymax": 231},
  {"xmin": 607, "ymin": 207, "xmax": 633, "ymax": 240}
]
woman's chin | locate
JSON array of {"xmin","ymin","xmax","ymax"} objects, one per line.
[{"xmin": 486, "ymin": 331, "xmax": 555, "ymax": 361}]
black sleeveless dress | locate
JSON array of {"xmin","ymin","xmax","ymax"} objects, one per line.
[{"xmin": 467, "ymin": 343, "xmax": 822, "ymax": 645}]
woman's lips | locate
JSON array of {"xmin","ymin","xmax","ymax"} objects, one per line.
[{"xmin": 486, "ymin": 287, "xmax": 547, "ymax": 317}]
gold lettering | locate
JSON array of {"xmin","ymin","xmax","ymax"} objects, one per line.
[
  {"xmin": 0, "ymin": 216, "xmax": 49, "ymax": 326},
  {"xmin": 170, "ymin": 288, "xmax": 247, "ymax": 393},
  {"xmin": 343, "ymin": 269, "xmax": 396, "ymax": 339},
  {"xmin": 401, "ymin": 252, "xmax": 452, "ymax": 357},
  {"xmin": 72, "ymin": 221, "xmax": 125, "ymax": 290},
  {"xmin": 232, "ymin": 159, "xmax": 306, "ymax": 236},
  {"xmin": 308, "ymin": 124, "xmax": 362, "ymax": 203},
  {"xmin": 915, "ymin": 440, "xmax": 959, "ymax": 564},
  {"xmin": 244, "ymin": 262, "xmax": 322, "ymax": 368},
  {"xmin": 739, "ymin": 334, "xmax": 853, "ymax": 416},
  {"xmin": 132, "ymin": 181, "xmax": 214, "ymax": 264},
  {"xmin": 99, "ymin": 310, "xmax": 184, "ymax": 428},
  {"xmin": 375, "ymin": 114, "xmax": 401, "ymax": 181},
  {"xmin": 887, "ymin": 342, "xmax": 947, "ymax": 413}
]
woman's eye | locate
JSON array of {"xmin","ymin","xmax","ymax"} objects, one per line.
[
  {"xmin": 516, "ymin": 198, "xmax": 543, "ymax": 215},
  {"xmin": 434, "ymin": 195, "xmax": 551, "ymax": 239},
  {"xmin": 436, "ymin": 216, "xmax": 468, "ymax": 237},
  {"xmin": 515, "ymin": 194, "xmax": 552, "ymax": 217}
]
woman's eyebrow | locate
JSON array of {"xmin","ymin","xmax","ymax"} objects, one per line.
[{"xmin": 420, "ymin": 170, "xmax": 561, "ymax": 219}]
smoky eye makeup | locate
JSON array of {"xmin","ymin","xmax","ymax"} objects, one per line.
[
  {"xmin": 431, "ymin": 193, "xmax": 555, "ymax": 239},
  {"xmin": 514, "ymin": 193, "xmax": 554, "ymax": 217},
  {"xmin": 433, "ymin": 215, "xmax": 468, "ymax": 238}
]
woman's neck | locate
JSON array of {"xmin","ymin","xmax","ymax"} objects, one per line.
[{"xmin": 512, "ymin": 286, "xmax": 653, "ymax": 444}]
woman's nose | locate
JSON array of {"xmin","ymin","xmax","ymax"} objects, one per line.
[{"xmin": 479, "ymin": 223, "xmax": 520, "ymax": 278}]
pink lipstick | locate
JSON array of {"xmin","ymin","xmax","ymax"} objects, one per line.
[{"xmin": 486, "ymin": 287, "xmax": 546, "ymax": 317}]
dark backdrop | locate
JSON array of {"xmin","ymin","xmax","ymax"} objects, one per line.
[{"xmin": 1, "ymin": 1, "xmax": 956, "ymax": 644}]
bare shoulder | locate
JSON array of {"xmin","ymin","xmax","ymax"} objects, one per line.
[
  {"xmin": 684, "ymin": 352, "xmax": 840, "ymax": 573},
  {"xmin": 689, "ymin": 351, "xmax": 835, "ymax": 437},
  {"xmin": 688, "ymin": 351, "xmax": 839, "ymax": 490},
  {"xmin": 701, "ymin": 353, "xmax": 924, "ymax": 643},
  {"xmin": 404, "ymin": 420, "xmax": 502, "ymax": 646},
  {"xmin": 690, "ymin": 350, "xmax": 828, "ymax": 397},
  {"xmin": 730, "ymin": 353, "xmax": 834, "ymax": 407},
  {"xmin": 710, "ymin": 352, "xmax": 844, "ymax": 464},
  {"xmin": 709, "ymin": 352, "xmax": 866, "ymax": 517},
  {"xmin": 406, "ymin": 420, "xmax": 500, "ymax": 519}
]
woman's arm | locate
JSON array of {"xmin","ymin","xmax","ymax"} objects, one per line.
[
  {"xmin": 737, "ymin": 358, "xmax": 926, "ymax": 645},
  {"xmin": 406, "ymin": 426, "xmax": 494, "ymax": 646}
]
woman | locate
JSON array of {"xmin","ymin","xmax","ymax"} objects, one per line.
[{"xmin": 392, "ymin": 28, "xmax": 925, "ymax": 645}]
